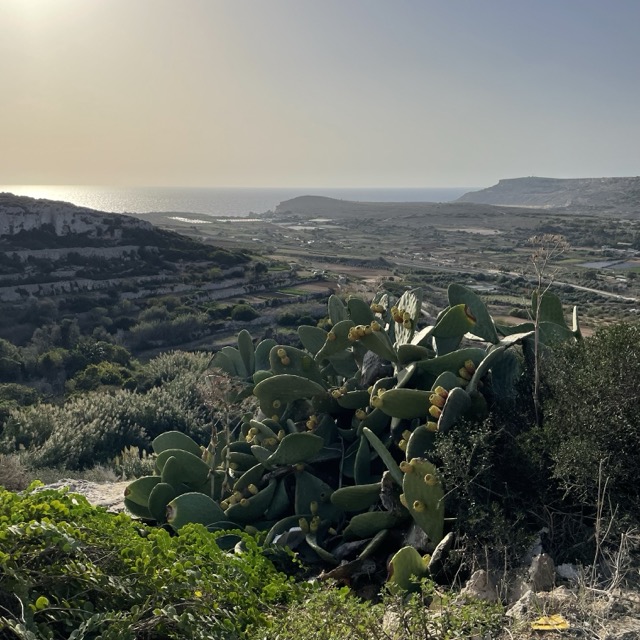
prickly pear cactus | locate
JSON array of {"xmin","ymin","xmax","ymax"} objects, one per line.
[
  {"xmin": 124, "ymin": 283, "xmax": 579, "ymax": 586},
  {"xmin": 400, "ymin": 458, "xmax": 445, "ymax": 544}
]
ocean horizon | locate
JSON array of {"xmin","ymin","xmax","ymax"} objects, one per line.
[{"xmin": 0, "ymin": 185, "xmax": 475, "ymax": 217}]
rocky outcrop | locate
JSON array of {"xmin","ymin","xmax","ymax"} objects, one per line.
[{"xmin": 457, "ymin": 176, "xmax": 640, "ymax": 213}]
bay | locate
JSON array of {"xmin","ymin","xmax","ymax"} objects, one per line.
[{"xmin": 0, "ymin": 185, "xmax": 474, "ymax": 217}]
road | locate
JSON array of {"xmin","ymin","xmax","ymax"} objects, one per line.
[{"xmin": 391, "ymin": 258, "xmax": 638, "ymax": 303}]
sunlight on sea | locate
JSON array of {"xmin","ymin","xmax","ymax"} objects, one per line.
[{"xmin": 0, "ymin": 185, "xmax": 473, "ymax": 217}]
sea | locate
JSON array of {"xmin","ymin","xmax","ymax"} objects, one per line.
[{"xmin": 0, "ymin": 185, "xmax": 474, "ymax": 217}]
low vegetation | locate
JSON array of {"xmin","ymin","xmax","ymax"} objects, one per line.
[{"xmin": 1, "ymin": 281, "xmax": 639, "ymax": 638}]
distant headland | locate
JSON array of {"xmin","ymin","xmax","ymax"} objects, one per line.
[{"xmin": 456, "ymin": 176, "xmax": 640, "ymax": 212}]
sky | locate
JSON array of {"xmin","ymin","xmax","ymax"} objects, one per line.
[{"xmin": 1, "ymin": 0, "xmax": 639, "ymax": 188}]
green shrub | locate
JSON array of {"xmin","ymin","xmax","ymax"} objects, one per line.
[
  {"xmin": 433, "ymin": 418, "xmax": 541, "ymax": 569},
  {"xmin": 1, "ymin": 369, "xmax": 212, "ymax": 470},
  {"xmin": 0, "ymin": 485, "xmax": 300, "ymax": 639},
  {"xmin": 0, "ymin": 338, "xmax": 23, "ymax": 382},
  {"xmin": 133, "ymin": 350, "xmax": 211, "ymax": 390},
  {"xmin": 542, "ymin": 322, "xmax": 640, "ymax": 518},
  {"xmin": 265, "ymin": 579, "xmax": 503, "ymax": 640},
  {"xmin": 67, "ymin": 362, "xmax": 131, "ymax": 392},
  {"xmin": 0, "ymin": 453, "xmax": 30, "ymax": 491},
  {"xmin": 112, "ymin": 445, "xmax": 156, "ymax": 480},
  {"xmin": 231, "ymin": 304, "xmax": 259, "ymax": 321}
]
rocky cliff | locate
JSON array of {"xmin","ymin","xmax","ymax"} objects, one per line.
[{"xmin": 456, "ymin": 177, "xmax": 640, "ymax": 214}]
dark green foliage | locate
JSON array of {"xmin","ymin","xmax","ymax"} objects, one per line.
[
  {"xmin": 66, "ymin": 361, "xmax": 132, "ymax": 392},
  {"xmin": 0, "ymin": 352, "xmax": 213, "ymax": 469},
  {"xmin": 0, "ymin": 383, "xmax": 39, "ymax": 430},
  {"xmin": 0, "ymin": 485, "xmax": 299, "ymax": 639},
  {"xmin": 0, "ymin": 339, "xmax": 23, "ymax": 382},
  {"xmin": 433, "ymin": 419, "xmax": 538, "ymax": 567},
  {"xmin": 231, "ymin": 304, "xmax": 259, "ymax": 322},
  {"xmin": 542, "ymin": 322, "xmax": 640, "ymax": 517}
]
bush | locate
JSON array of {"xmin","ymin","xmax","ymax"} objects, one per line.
[
  {"xmin": 265, "ymin": 579, "xmax": 503, "ymax": 640},
  {"xmin": 0, "ymin": 485, "xmax": 300, "ymax": 639},
  {"xmin": 67, "ymin": 362, "xmax": 131, "ymax": 392},
  {"xmin": 542, "ymin": 322, "xmax": 640, "ymax": 518},
  {"xmin": 231, "ymin": 304, "xmax": 259, "ymax": 321},
  {"xmin": 0, "ymin": 453, "xmax": 30, "ymax": 491},
  {"xmin": 1, "ymin": 369, "xmax": 212, "ymax": 469}
]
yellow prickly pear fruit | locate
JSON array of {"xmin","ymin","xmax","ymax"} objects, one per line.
[
  {"xmin": 434, "ymin": 386, "xmax": 448, "ymax": 398},
  {"xmin": 398, "ymin": 439, "xmax": 407, "ymax": 452},
  {"xmin": 399, "ymin": 460, "xmax": 413, "ymax": 473},
  {"xmin": 399, "ymin": 493, "xmax": 408, "ymax": 507},
  {"xmin": 403, "ymin": 319, "xmax": 412, "ymax": 329},
  {"xmin": 429, "ymin": 393, "xmax": 446, "ymax": 408},
  {"xmin": 276, "ymin": 348, "xmax": 287, "ymax": 358},
  {"xmin": 272, "ymin": 399, "xmax": 282, "ymax": 409},
  {"xmin": 264, "ymin": 437, "xmax": 277, "ymax": 447},
  {"xmin": 327, "ymin": 331, "xmax": 337, "ymax": 341},
  {"xmin": 220, "ymin": 499, "xmax": 230, "ymax": 510},
  {"xmin": 402, "ymin": 311, "xmax": 411, "ymax": 322},
  {"xmin": 370, "ymin": 320, "xmax": 381, "ymax": 332},
  {"xmin": 429, "ymin": 405, "xmax": 442, "ymax": 419},
  {"xmin": 298, "ymin": 518, "xmax": 310, "ymax": 533},
  {"xmin": 424, "ymin": 474, "xmax": 438, "ymax": 486},
  {"xmin": 464, "ymin": 359, "xmax": 476, "ymax": 374},
  {"xmin": 364, "ymin": 325, "xmax": 373, "ymax": 335},
  {"xmin": 280, "ymin": 356, "xmax": 291, "ymax": 366},
  {"xmin": 425, "ymin": 421, "xmax": 439, "ymax": 432},
  {"xmin": 247, "ymin": 484, "xmax": 259, "ymax": 495},
  {"xmin": 310, "ymin": 515, "xmax": 321, "ymax": 533},
  {"xmin": 277, "ymin": 429, "xmax": 286, "ymax": 441},
  {"xmin": 331, "ymin": 389, "xmax": 342, "ymax": 399},
  {"xmin": 355, "ymin": 408, "xmax": 367, "ymax": 420},
  {"xmin": 458, "ymin": 367, "xmax": 472, "ymax": 381},
  {"xmin": 413, "ymin": 500, "xmax": 426, "ymax": 512},
  {"xmin": 240, "ymin": 498, "xmax": 249, "ymax": 506}
]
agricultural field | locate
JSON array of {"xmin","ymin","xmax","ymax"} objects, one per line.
[{"xmin": 139, "ymin": 199, "xmax": 640, "ymax": 333}]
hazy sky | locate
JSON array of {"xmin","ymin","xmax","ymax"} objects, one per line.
[{"xmin": 1, "ymin": 0, "xmax": 639, "ymax": 188}]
